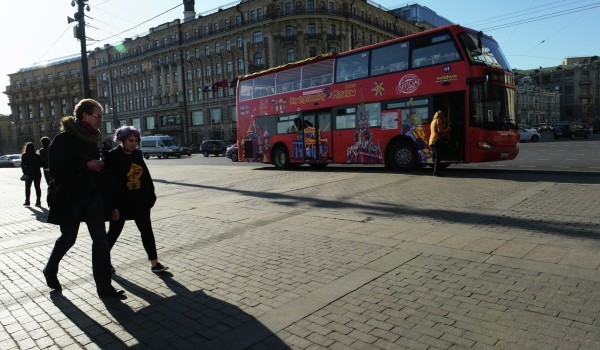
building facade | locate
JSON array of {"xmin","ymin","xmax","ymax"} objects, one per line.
[
  {"xmin": 514, "ymin": 56, "xmax": 600, "ymax": 124},
  {"xmin": 515, "ymin": 76, "xmax": 561, "ymax": 127},
  {"xmin": 4, "ymin": 55, "xmax": 97, "ymax": 151},
  {"xmin": 4, "ymin": 0, "xmax": 420, "ymax": 149}
]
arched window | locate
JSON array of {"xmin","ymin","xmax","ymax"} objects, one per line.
[{"xmin": 254, "ymin": 52, "xmax": 264, "ymax": 66}]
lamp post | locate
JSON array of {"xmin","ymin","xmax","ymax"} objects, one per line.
[{"xmin": 71, "ymin": 0, "xmax": 91, "ymax": 98}]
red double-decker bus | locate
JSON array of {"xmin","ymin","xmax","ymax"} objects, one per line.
[{"xmin": 235, "ymin": 24, "xmax": 519, "ymax": 170}]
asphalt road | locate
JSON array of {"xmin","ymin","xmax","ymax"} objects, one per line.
[{"xmin": 148, "ymin": 132, "xmax": 600, "ymax": 173}]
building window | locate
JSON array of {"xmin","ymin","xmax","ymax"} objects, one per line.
[
  {"xmin": 146, "ymin": 116, "xmax": 155, "ymax": 130},
  {"xmin": 254, "ymin": 52, "xmax": 263, "ymax": 66},
  {"xmin": 285, "ymin": 2, "xmax": 292, "ymax": 14},
  {"xmin": 307, "ymin": 0, "xmax": 315, "ymax": 13},
  {"xmin": 226, "ymin": 40, "xmax": 231, "ymax": 51},
  {"xmin": 187, "ymin": 69, "xmax": 192, "ymax": 80},
  {"xmin": 237, "ymin": 36, "xmax": 243, "ymax": 48},
  {"xmin": 192, "ymin": 110, "xmax": 204, "ymax": 125},
  {"xmin": 195, "ymin": 48, "xmax": 200, "ymax": 58},
  {"xmin": 286, "ymin": 25, "xmax": 294, "ymax": 37},
  {"xmin": 224, "ymin": 19, "xmax": 230, "ymax": 30},
  {"xmin": 196, "ymin": 67, "xmax": 202, "ymax": 79},
  {"xmin": 205, "ymin": 45, "xmax": 210, "ymax": 56},
  {"xmin": 226, "ymin": 60, "xmax": 233, "ymax": 73},
  {"xmin": 188, "ymin": 89, "xmax": 194, "ymax": 102},
  {"xmin": 238, "ymin": 58, "xmax": 245, "ymax": 71},
  {"xmin": 210, "ymin": 108, "xmax": 222, "ymax": 124},
  {"xmin": 215, "ymin": 42, "xmax": 220, "ymax": 53},
  {"xmin": 216, "ymin": 63, "xmax": 222, "ymax": 74},
  {"xmin": 253, "ymin": 31, "xmax": 263, "ymax": 44},
  {"xmin": 205, "ymin": 65, "xmax": 211, "ymax": 77},
  {"xmin": 287, "ymin": 48, "xmax": 295, "ymax": 62}
]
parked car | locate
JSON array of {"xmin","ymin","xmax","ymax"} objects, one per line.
[
  {"xmin": 226, "ymin": 143, "xmax": 239, "ymax": 162},
  {"xmin": 532, "ymin": 123, "xmax": 553, "ymax": 132},
  {"xmin": 139, "ymin": 135, "xmax": 182, "ymax": 159},
  {"xmin": 189, "ymin": 144, "xmax": 202, "ymax": 154},
  {"xmin": 0, "ymin": 155, "xmax": 14, "ymax": 168},
  {"xmin": 1, "ymin": 154, "xmax": 22, "ymax": 167},
  {"xmin": 199, "ymin": 140, "xmax": 227, "ymax": 157},
  {"xmin": 180, "ymin": 145, "xmax": 192, "ymax": 156},
  {"xmin": 518, "ymin": 128, "xmax": 540, "ymax": 142},
  {"xmin": 553, "ymin": 122, "xmax": 590, "ymax": 139}
]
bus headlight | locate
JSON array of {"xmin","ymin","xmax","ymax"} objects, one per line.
[{"xmin": 477, "ymin": 141, "xmax": 493, "ymax": 150}]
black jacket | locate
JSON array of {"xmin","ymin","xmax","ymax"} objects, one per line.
[
  {"xmin": 21, "ymin": 152, "xmax": 42, "ymax": 179},
  {"xmin": 104, "ymin": 146, "xmax": 156, "ymax": 220},
  {"xmin": 47, "ymin": 117, "xmax": 105, "ymax": 224}
]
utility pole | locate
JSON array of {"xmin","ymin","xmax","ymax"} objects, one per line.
[{"xmin": 72, "ymin": 0, "xmax": 91, "ymax": 98}]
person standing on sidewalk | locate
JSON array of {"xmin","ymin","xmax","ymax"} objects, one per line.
[
  {"xmin": 43, "ymin": 98, "xmax": 125, "ymax": 299},
  {"xmin": 104, "ymin": 126, "xmax": 168, "ymax": 274},
  {"xmin": 20, "ymin": 142, "xmax": 42, "ymax": 206},
  {"xmin": 429, "ymin": 110, "xmax": 451, "ymax": 177},
  {"xmin": 39, "ymin": 136, "xmax": 53, "ymax": 186}
]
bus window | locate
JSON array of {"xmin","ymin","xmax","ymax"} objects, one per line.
[
  {"xmin": 336, "ymin": 52, "xmax": 369, "ymax": 82},
  {"xmin": 371, "ymin": 42, "xmax": 408, "ymax": 76},
  {"xmin": 254, "ymin": 74, "xmax": 275, "ymax": 97},
  {"xmin": 276, "ymin": 67, "xmax": 301, "ymax": 93},
  {"xmin": 239, "ymin": 80, "xmax": 253, "ymax": 101},
  {"xmin": 365, "ymin": 103, "xmax": 381, "ymax": 127},
  {"xmin": 277, "ymin": 114, "xmax": 300, "ymax": 134},
  {"xmin": 301, "ymin": 59, "xmax": 334, "ymax": 88},
  {"xmin": 335, "ymin": 107, "xmax": 356, "ymax": 129},
  {"xmin": 412, "ymin": 33, "xmax": 460, "ymax": 68}
]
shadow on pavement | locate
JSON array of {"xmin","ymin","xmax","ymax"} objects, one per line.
[
  {"xmin": 50, "ymin": 275, "xmax": 288, "ymax": 349},
  {"xmin": 154, "ymin": 172, "xmax": 600, "ymax": 241}
]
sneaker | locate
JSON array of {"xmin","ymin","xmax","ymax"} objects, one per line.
[
  {"xmin": 43, "ymin": 269, "xmax": 61, "ymax": 290},
  {"xmin": 98, "ymin": 286, "xmax": 126, "ymax": 299},
  {"xmin": 151, "ymin": 263, "xmax": 169, "ymax": 273},
  {"xmin": 23, "ymin": 201, "xmax": 30, "ymax": 206},
  {"xmin": 35, "ymin": 201, "xmax": 42, "ymax": 207}
]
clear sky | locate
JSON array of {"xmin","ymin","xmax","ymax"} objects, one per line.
[{"xmin": 1, "ymin": 0, "xmax": 598, "ymax": 115}]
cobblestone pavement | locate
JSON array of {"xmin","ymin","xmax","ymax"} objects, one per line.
[{"xmin": 1, "ymin": 164, "xmax": 599, "ymax": 349}]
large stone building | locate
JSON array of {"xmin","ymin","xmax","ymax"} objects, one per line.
[
  {"xmin": 4, "ymin": 55, "xmax": 95, "ymax": 152},
  {"xmin": 514, "ymin": 56, "xmax": 600, "ymax": 124},
  {"xmin": 515, "ymin": 75, "xmax": 561, "ymax": 127},
  {"xmin": 84, "ymin": 0, "xmax": 421, "ymax": 146},
  {"xmin": 3, "ymin": 0, "xmax": 423, "ymax": 150}
]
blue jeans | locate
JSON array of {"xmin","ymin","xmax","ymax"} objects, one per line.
[{"xmin": 44, "ymin": 191, "xmax": 112, "ymax": 293}]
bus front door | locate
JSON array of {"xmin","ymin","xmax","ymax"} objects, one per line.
[{"xmin": 302, "ymin": 112, "xmax": 332, "ymax": 162}]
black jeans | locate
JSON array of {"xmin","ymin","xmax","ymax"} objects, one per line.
[
  {"xmin": 432, "ymin": 143, "xmax": 444, "ymax": 175},
  {"xmin": 45, "ymin": 191, "xmax": 112, "ymax": 293},
  {"xmin": 25, "ymin": 176, "xmax": 41, "ymax": 202},
  {"xmin": 107, "ymin": 210, "xmax": 158, "ymax": 261}
]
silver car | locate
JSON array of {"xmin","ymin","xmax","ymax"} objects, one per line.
[{"xmin": 1, "ymin": 154, "xmax": 22, "ymax": 167}]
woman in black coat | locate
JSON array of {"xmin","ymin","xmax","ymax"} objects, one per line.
[
  {"xmin": 21, "ymin": 142, "xmax": 42, "ymax": 206},
  {"xmin": 105, "ymin": 126, "xmax": 168, "ymax": 273}
]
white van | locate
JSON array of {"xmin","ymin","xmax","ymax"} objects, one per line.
[{"xmin": 140, "ymin": 135, "xmax": 182, "ymax": 159}]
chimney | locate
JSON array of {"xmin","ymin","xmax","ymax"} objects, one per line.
[{"xmin": 183, "ymin": 0, "xmax": 195, "ymax": 22}]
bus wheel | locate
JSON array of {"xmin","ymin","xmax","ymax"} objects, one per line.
[
  {"xmin": 143, "ymin": 153, "xmax": 150, "ymax": 159},
  {"xmin": 388, "ymin": 142, "xmax": 416, "ymax": 171},
  {"xmin": 273, "ymin": 146, "xmax": 290, "ymax": 169},
  {"xmin": 163, "ymin": 152, "xmax": 168, "ymax": 159}
]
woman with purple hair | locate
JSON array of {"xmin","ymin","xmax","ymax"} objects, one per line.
[{"xmin": 105, "ymin": 125, "xmax": 168, "ymax": 273}]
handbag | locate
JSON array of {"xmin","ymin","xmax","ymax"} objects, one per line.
[{"xmin": 20, "ymin": 174, "xmax": 30, "ymax": 181}]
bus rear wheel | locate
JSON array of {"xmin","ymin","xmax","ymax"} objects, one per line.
[
  {"xmin": 387, "ymin": 142, "xmax": 417, "ymax": 171},
  {"xmin": 273, "ymin": 146, "xmax": 290, "ymax": 169}
]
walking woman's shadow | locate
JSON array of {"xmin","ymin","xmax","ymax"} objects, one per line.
[
  {"xmin": 50, "ymin": 274, "xmax": 288, "ymax": 349},
  {"xmin": 101, "ymin": 274, "xmax": 290, "ymax": 350}
]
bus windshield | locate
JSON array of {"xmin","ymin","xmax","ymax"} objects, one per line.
[
  {"xmin": 470, "ymin": 83, "xmax": 517, "ymax": 130},
  {"xmin": 459, "ymin": 32, "xmax": 511, "ymax": 71}
]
